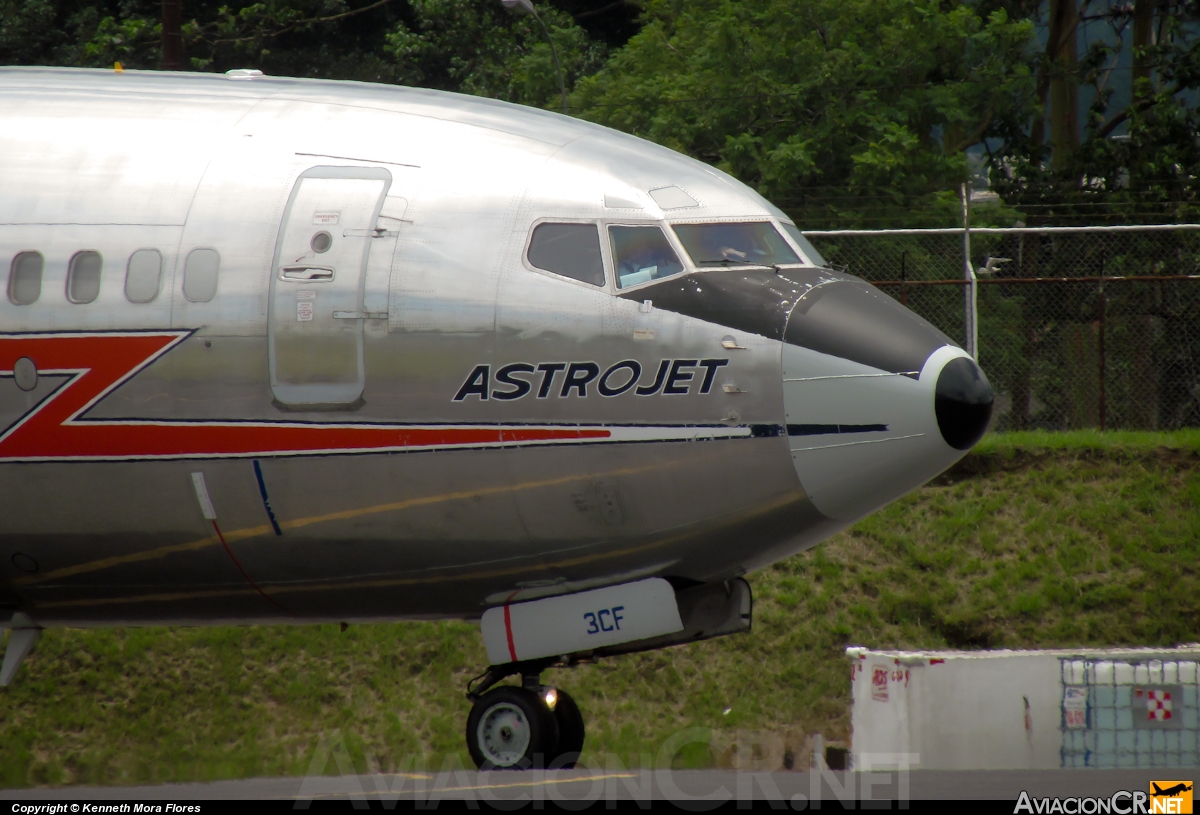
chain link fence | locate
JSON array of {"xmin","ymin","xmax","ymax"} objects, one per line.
[{"xmin": 803, "ymin": 225, "xmax": 1200, "ymax": 432}]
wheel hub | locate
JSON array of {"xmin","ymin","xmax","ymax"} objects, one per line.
[{"xmin": 476, "ymin": 702, "xmax": 530, "ymax": 766}]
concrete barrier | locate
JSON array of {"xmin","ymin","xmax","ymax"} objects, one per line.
[{"xmin": 847, "ymin": 645, "xmax": 1200, "ymax": 770}]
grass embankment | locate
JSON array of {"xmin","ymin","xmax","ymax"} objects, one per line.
[{"xmin": 2, "ymin": 432, "xmax": 1197, "ymax": 787}]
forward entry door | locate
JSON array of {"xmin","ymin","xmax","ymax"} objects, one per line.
[{"xmin": 269, "ymin": 166, "xmax": 391, "ymax": 407}]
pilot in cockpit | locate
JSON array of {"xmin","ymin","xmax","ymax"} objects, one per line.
[{"xmin": 611, "ymin": 225, "xmax": 686, "ymax": 289}]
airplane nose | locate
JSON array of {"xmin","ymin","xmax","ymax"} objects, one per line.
[
  {"xmin": 782, "ymin": 344, "xmax": 991, "ymax": 522},
  {"xmin": 935, "ymin": 357, "xmax": 994, "ymax": 450},
  {"xmin": 779, "ymin": 273, "xmax": 995, "ymax": 523},
  {"xmin": 615, "ymin": 267, "xmax": 994, "ymax": 523}
]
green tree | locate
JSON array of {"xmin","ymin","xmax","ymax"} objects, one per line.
[
  {"xmin": 0, "ymin": 0, "xmax": 613, "ymax": 103},
  {"xmin": 571, "ymin": 0, "xmax": 1035, "ymax": 227},
  {"xmin": 0, "ymin": 0, "xmax": 126, "ymax": 66},
  {"xmin": 986, "ymin": 0, "xmax": 1200, "ymax": 226},
  {"xmin": 385, "ymin": 0, "xmax": 609, "ymax": 108}
]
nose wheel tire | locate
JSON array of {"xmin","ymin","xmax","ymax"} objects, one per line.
[
  {"xmin": 550, "ymin": 688, "xmax": 585, "ymax": 769},
  {"xmin": 466, "ymin": 686, "xmax": 559, "ymax": 769}
]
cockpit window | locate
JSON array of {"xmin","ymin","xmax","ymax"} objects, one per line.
[
  {"xmin": 609, "ymin": 225, "xmax": 685, "ymax": 289},
  {"xmin": 672, "ymin": 222, "xmax": 800, "ymax": 268},
  {"xmin": 527, "ymin": 223, "xmax": 605, "ymax": 287},
  {"xmin": 780, "ymin": 222, "xmax": 827, "ymax": 267}
]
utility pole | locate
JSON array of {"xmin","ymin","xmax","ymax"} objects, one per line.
[
  {"xmin": 162, "ymin": 0, "xmax": 183, "ymax": 70},
  {"xmin": 961, "ymin": 183, "xmax": 978, "ymax": 360}
]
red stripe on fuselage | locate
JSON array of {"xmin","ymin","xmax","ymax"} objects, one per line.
[
  {"xmin": 503, "ymin": 604, "xmax": 518, "ymax": 663},
  {"xmin": 0, "ymin": 333, "xmax": 609, "ymax": 460}
]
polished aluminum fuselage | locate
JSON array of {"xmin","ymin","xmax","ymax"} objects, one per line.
[{"xmin": 0, "ymin": 68, "xmax": 976, "ymax": 628}]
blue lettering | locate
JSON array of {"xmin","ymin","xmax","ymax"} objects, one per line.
[
  {"xmin": 453, "ymin": 365, "xmax": 490, "ymax": 401},
  {"xmin": 457, "ymin": 359, "xmax": 730, "ymax": 401},
  {"xmin": 585, "ymin": 607, "xmax": 628, "ymax": 634},
  {"xmin": 536, "ymin": 363, "xmax": 567, "ymax": 398},
  {"xmin": 492, "ymin": 363, "xmax": 535, "ymax": 400},
  {"xmin": 636, "ymin": 360, "xmax": 670, "ymax": 396},
  {"xmin": 664, "ymin": 359, "xmax": 698, "ymax": 395},
  {"xmin": 598, "ymin": 361, "xmax": 641, "ymax": 397},
  {"xmin": 560, "ymin": 362, "xmax": 600, "ymax": 397},
  {"xmin": 697, "ymin": 360, "xmax": 729, "ymax": 394}
]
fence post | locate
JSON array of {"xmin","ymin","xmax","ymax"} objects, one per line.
[
  {"xmin": 960, "ymin": 184, "xmax": 978, "ymax": 358},
  {"xmin": 1098, "ymin": 253, "xmax": 1107, "ymax": 431}
]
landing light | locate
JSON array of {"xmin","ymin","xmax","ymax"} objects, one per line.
[{"xmin": 542, "ymin": 687, "xmax": 558, "ymax": 711}]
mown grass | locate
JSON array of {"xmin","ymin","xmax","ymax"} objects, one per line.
[
  {"xmin": 974, "ymin": 429, "xmax": 1200, "ymax": 454},
  {"xmin": 1, "ymin": 432, "xmax": 1197, "ymax": 787}
]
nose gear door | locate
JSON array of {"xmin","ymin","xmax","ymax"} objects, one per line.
[{"xmin": 269, "ymin": 166, "xmax": 391, "ymax": 408}]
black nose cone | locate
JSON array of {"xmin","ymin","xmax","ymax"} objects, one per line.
[{"xmin": 935, "ymin": 357, "xmax": 994, "ymax": 450}]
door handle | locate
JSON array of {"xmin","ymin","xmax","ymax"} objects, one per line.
[
  {"xmin": 342, "ymin": 228, "xmax": 400, "ymax": 238},
  {"xmin": 281, "ymin": 266, "xmax": 333, "ymax": 281}
]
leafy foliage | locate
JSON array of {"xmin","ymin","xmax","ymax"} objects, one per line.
[
  {"xmin": 572, "ymin": 0, "xmax": 1035, "ymax": 227},
  {"xmin": 385, "ymin": 0, "xmax": 609, "ymax": 107},
  {"xmin": 0, "ymin": 0, "xmax": 612, "ymax": 93},
  {"xmin": 986, "ymin": 1, "xmax": 1200, "ymax": 226}
]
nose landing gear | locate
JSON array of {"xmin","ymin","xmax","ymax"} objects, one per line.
[
  {"xmin": 465, "ymin": 659, "xmax": 586, "ymax": 769},
  {"xmin": 463, "ymin": 580, "xmax": 754, "ymax": 768},
  {"xmin": 467, "ymin": 685, "xmax": 556, "ymax": 768}
]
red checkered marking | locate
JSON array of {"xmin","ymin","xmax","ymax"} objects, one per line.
[{"xmin": 1137, "ymin": 688, "xmax": 1174, "ymax": 721}]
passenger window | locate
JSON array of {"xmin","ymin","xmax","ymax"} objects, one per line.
[
  {"xmin": 183, "ymin": 248, "xmax": 220, "ymax": 303},
  {"xmin": 67, "ymin": 251, "xmax": 103, "ymax": 304},
  {"xmin": 125, "ymin": 249, "xmax": 163, "ymax": 303},
  {"xmin": 7, "ymin": 252, "xmax": 43, "ymax": 305},
  {"xmin": 609, "ymin": 225, "xmax": 685, "ymax": 289},
  {"xmin": 527, "ymin": 223, "xmax": 605, "ymax": 287}
]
